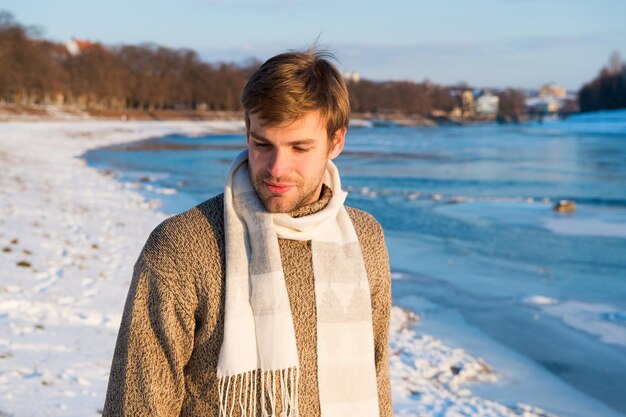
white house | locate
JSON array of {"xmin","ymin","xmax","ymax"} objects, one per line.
[{"xmin": 475, "ymin": 93, "xmax": 499, "ymax": 115}]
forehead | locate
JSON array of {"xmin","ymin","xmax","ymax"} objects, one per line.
[{"xmin": 249, "ymin": 111, "xmax": 327, "ymax": 140}]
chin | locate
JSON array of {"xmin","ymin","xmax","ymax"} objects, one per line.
[
  {"xmin": 260, "ymin": 192, "xmax": 307, "ymax": 213},
  {"xmin": 263, "ymin": 199, "xmax": 296, "ymax": 213}
]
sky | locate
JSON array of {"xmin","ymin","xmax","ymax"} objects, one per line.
[{"xmin": 3, "ymin": 0, "xmax": 626, "ymax": 90}]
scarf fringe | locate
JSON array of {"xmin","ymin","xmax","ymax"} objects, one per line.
[{"xmin": 218, "ymin": 367, "xmax": 299, "ymax": 417}]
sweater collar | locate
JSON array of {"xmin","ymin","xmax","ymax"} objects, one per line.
[{"xmin": 288, "ymin": 184, "xmax": 333, "ymax": 219}]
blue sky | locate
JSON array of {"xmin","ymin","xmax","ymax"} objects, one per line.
[{"xmin": 4, "ymin": 0, "xmax": 626, "ymax": 90}]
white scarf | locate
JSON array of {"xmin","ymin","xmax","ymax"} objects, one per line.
[{"xmin": 217, "ymin": 151, "xmax": 380, "ymax": 417}]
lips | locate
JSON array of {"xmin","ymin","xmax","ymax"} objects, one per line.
[{"xmin": 264, "ymin": 181, "xmax": 294, "ymax": 194}]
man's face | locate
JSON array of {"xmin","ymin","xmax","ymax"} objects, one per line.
[{"xmin": 247, "ymin": 110, "xmax": 345, "ymax": 213}]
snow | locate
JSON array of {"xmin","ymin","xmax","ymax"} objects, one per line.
[
  {"xmin": 0, "ymin": 120, "xmax": 558, "ymax": 417},
  {"xmin": 513, "ymin": 295, "xmax": 626, "ymax": 348},
  {"xmin": 542, "ymin": 301, "xmax": 626, "ymax": 348},
  {"xmin": 543, "ymin": 217, "xmax": 626, "ymax": 238},
  {"xmin": 530, "ymin": 109, "xmax": 626, "ymax": 135},
  {"xmin": 390, "ymin": 307, "xmax": 558, "ymax": 417},
  {"xmin": 517, "ymin": 295, "xmax": 559, "ymax": 306}
]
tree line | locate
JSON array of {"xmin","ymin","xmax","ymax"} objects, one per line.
[
  {"xmin": 348, "ymin": 79, "xmax": 456, "ymax": 115},
  {"xmin": 1, "ymin": 11, "xmax": 525, "ymax": 118},
  {"xmin": 579, "ymin": 51, "xmax": 626, "ymax": 113},
  {"xmin": 0, "ymin": 11, "xmax": 257, "ymax": 111}
]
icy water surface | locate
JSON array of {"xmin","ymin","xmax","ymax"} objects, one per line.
[{"xmin": 84, "ymin": 111, "xmax": 626, "ymax": 417}]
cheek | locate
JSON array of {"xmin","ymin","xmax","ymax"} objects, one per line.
[
  {"xmin": 299, "ymin": 155, "xmax": 327, "ymax": 179},
  {"xmin": 247, "ymin": 152, "xmax": 263, "ymax": 172}
]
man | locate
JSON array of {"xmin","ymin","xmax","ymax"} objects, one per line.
[{"xmin": 103, "ymin": 49, "xmax": 392, "ymax": 417}]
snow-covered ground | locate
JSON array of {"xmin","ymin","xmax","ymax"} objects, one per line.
[{"xmin": 0, "ymin": 120, "xmax": 557, "ymax": 417}]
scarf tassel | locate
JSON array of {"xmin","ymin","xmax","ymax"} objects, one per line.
[{"xmin": 218, "ymin": 367, "xmax": 299, "ymax": 417}]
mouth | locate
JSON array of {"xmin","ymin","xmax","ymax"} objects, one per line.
[{"xmin": 264, "ymin": 181, "xmax": 294, "ymax": 194}]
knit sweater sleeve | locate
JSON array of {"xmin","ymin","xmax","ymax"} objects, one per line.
[
  {"xmin": 102, "ymin": 228, "xmax": 196, "ymax": 417},
  {"xmin": 347, "ymin": 207, "xmax": 393, "ymax": 417},
  {"xmin": 370, "ymin": 219, "xmax": 393, "ymax": 417}
]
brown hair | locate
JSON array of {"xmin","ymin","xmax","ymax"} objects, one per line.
[{"xmin": 241, "ymin": 49, "xmax": 350, "ymax": 140}]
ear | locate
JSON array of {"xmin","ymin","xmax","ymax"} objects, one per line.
[{"xmin": 328, "ymin": 127, "xmax": 347, "ymax": 160}]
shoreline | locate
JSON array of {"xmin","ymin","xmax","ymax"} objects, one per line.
[
  {"xmin": 1, "ymin": 120, "xmax": 563, "ymax": 417},
  {"xmin": 0, "ymin": 103, "xmax": 500, "ymax": 127}
]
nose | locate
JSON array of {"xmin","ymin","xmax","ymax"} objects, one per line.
[{"xmin": 267, "ymin": 148, "xmax": 290, "ymax": 178}]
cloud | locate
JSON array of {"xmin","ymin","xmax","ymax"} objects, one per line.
[
  {"xmin": 503, "ymin": 32, "xmax": 610, "ymax": 51},
  {"xmin": 340, "ymin": 32, "xmax": 611, "ymax": 62},
  {"xmin": 195, "ymin": 32, "xmax": 620, "ymax": 89},
  {"xmin": 196, "ymin": 0, "xmax": 331, "ymax": 12}
]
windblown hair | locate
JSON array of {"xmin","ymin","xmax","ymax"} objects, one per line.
[{"xmin": 241, "ymin": 48, "xmax": 350, "ymax": 140}]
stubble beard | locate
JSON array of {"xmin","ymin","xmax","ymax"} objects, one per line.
[{"xmin": 251, "ymin": 170, "xmax": 324, "ymax": 213}]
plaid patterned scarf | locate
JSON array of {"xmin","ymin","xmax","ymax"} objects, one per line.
[{"xmin": 217, "ymin": 151, "xmax": 379, "ymax": 417}]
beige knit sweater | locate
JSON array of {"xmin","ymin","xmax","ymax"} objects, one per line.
[{"xmin": 103, "ymin": 187, "xmax": 393, "ymax": 416}]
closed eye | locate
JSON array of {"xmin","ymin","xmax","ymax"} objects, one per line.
[{"xmin": 253, "ymin": 141, "xmax": 271, "ymax": 148}]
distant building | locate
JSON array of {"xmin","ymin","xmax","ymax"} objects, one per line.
[
  {"xmin": 461, "ymin": 90, "xmax": 474, "ymax": 116},
  {"xmin": 449, "ymin": 107, "xmax": 463, "ymax": 118},
  {"xmin": 65, "ymin": 38, "xmax": 97, "ymax": 56},
  {"xmin": 527, "ymin": 83, "xmax": 576, "ymax": 115},
  {"xmin": 539, "ymin": 83, "xmax": 567, "ymax": 99},
  {"xmin": 475, "ymin": 93, "xmax": 499, "ymax": 115},
  {"xmin": 526, "ymin": 97, "xmax": 561, "ymax": 114},
  {"xmin": 343, "ymin": 70, "xmax": 360, "ymax": 83}
]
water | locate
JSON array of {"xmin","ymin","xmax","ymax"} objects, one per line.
[{"xmin": 84, "ymin": 111, "xmax": 626, "ymax": 417}]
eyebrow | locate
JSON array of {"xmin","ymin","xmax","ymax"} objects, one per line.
[{"xmin": 249, "ymin": 131, "xmax": 317, "ymax": 146}]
